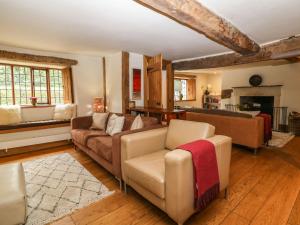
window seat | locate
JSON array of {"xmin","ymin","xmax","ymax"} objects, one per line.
[
  {"xmin": 0, "ymin": 120, "xmax": 70, "ymax": 134},
  {"xmin": 0, "ymin": 104, "xmax": 76, "ymax": 155}
]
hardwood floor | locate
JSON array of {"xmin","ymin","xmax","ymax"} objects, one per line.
[{"xmin": 1, "ymin": 138, "xmax": 300, "ymax": 225}]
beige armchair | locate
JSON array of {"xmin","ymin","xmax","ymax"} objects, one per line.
[{"xmin": 121, "ymin": 119, "xmax": 232, "ymax": 225}]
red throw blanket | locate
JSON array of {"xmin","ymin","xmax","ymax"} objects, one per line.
[
  {"xmin": 178, "ymin": 140, "xmax": 220, "ymax": 211},
  {"xmin": 256, "ymin": 113, "xmax": 272, "ymax": 143}
]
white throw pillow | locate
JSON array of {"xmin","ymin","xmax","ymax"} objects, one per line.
[
  {"xmin": 91, "ymin": 112, "xmax": 109, "ymax": 130},
  {"xmin": 106, "ymin": 114, "xmax": 125, "ymax": 136},
  {"xmin": 0, "ymin": 105, "xmax": 22, "ymax": 125},
  {"xmin": 54, "ymin": 104, "xmax": 76, "ymax": 120},
  {"xmin": 130, "ymin": 115, "xmax": 144, "ymax": 130}
]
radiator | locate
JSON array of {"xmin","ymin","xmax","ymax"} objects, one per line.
[{"xmin": 0, "ymin": 133, "xmax": 71, "ymax": 151}]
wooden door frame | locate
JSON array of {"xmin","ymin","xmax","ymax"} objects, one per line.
[
  {"xmin": 166, "ymin": 61, "xmax": 174, "ymax": 109},
  {"xmin": 122, "ymin": 52, "xmax": 130, "ymax": 114},
  {"xmin": 143, "ymin": 55, "xmax": 174, "ymax": 109}
]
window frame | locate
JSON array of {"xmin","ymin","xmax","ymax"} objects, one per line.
[
  {"xmin": 0, "ymin": 62, "xmax": 64, "ymax": 106},
  {"xmin": 174, "ymin": 78, "xmax": 188, "ymax": 101},
  {"xmin": 174, "ymin": 77, "xmax": 197, "ymax": 102}
]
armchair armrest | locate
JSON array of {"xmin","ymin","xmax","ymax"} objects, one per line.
[
  {"xmin": 165, "ymin": 150, "xmax": 194, "ymax": 224},
  {"xmin": 112, "ymin": 125, "xmax": 164, "ymax": 179},
  {"xmin": 164, "ymin": 135, "xmax": 232, "ymax": 224},
  {"xmin": 71, "ymin": 116, "xmax": 93, "ymax": 129},
  {"xmin": 206, "ymin": 135, "xmax": 232, "ymax": 191}
]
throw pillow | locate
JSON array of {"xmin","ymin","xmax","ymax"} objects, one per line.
[
  {"xmin": 90, "ymin": 112, "xmax": 109, "ymax": 130},
  {"xmin": 106, "ymin": 114, "xmax": 125, "ymax": 136},
  {"xmin": 130, "ymin": 114, "xmax": 144, "ymax": 130},
  {"xmin": 0, "ymin": 105, "xmax": 22, "ymax": 125},
  {"xmin": 54, "ymin": 104, "xmax": 76, "ymax": 120}
]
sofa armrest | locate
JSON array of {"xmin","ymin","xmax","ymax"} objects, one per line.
[
  {"xmin": 112, "ymin": 125, "xmax": 165, "ymax": 179},
  {"xmin": 71, "ymin": 116, "xmax": 93, "ymax": 129}
]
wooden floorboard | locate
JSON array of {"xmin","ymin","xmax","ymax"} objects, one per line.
[{"xmin": 1, "ymin": 138, "xmax": 300, "ymax": 225}]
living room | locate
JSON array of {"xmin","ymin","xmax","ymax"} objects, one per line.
[{"xmin": 1, "ymin": 1, "xmax": 300, "ymax": 225}]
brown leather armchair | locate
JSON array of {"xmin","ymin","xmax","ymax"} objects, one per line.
[{"xmin": 121, "ymin": 119, "xmax": 232, "ymax": 225}]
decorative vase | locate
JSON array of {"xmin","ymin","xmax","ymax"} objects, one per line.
[{"xmin": 30, "ymin": 97, "xmax": 37, "ymax": 106}]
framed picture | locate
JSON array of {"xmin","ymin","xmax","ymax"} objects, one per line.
[{"xmin": 132, "ymin": 68, "xmax": 141, "ymax": 100}]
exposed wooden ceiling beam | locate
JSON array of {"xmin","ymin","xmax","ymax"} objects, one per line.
[
  {"xmin": 134, "ymin": 0, "xmax": 260, "ymax": 55},
  {"xmin": 0, "ymin": 50, "xmax": 78, "ymax": 66},
  {"xmin": 173, "ymin": 36, "xmax": 300, "ymax": 70},
  {"xmin": 271, "ymin": 49, "xmax": 300, "ymax": 60}
]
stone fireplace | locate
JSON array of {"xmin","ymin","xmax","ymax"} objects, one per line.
[
  {"xmin": 231, "ymin": 85, "xmax": 288, "ymax": 131},
  {"xmin": 232, "ymin": 85, "xmax": 282, "ymax": 107}
]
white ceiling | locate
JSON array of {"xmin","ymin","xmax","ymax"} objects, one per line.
[{"xmin": 0, "ymin": 0, "xmax": 299, "ymax": 60}]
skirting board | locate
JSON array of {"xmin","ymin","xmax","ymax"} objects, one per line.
[{"xmin": 0, "ymin": 133, "xmax": 71, "ymax": 150}]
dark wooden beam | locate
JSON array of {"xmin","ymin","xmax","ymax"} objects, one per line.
[
  {"xmin": 134, "ymin": 0, "xmax": 260, "ymax": 55},
  {"xmin": 166, "ymin": 61, "xmax": 174, "ymax": 110},
  {"xmin": 173, "ymin": 36, "xmax": 300, "ymax": 70},
  {"xmin": 0, "ymin": 50, "xmax": 78, "ymax": 66},
  {"xmin": 122, "ymin": 52, "xmax": 129, "ymax": 114}
]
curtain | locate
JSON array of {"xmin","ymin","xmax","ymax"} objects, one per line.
[{"xmin": 62, "ymin": 67, "xmax": 74, "ymax": 104}]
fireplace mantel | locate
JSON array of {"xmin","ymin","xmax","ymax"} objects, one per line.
[
  {"xmin": 232, "ymin": 85, "xmax": 283, "ymax": 107},
  {"xmin": 232, "ymin": 85, "xmax": 283, "ymax": 89}
]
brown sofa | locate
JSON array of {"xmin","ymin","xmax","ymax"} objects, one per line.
[
  {"xmin": 186, "ymin": 111, "xmax": 264, "ymax": 152},
  {"xmin": 71, "ymin": 113, "xmax": 161, "ymax": 184}
]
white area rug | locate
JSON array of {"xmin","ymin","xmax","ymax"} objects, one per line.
[
  {"xmin": 23, "ymin": 153, "xmax": 113, "ymax": 225},
  {"xmin": 268, "ymin": 131, "xmax": 295, "ymax": 148}
]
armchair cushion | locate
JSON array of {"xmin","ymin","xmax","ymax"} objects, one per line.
[
  {"xmin": 124, "ymin": 150, "xmax": 168, "ymax": 199},
  {"xmin": 165, "ymin": 119, "xmax": 215, "ymax": 150}
]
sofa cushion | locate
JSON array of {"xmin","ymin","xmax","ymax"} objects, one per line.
[
  {"xmin": 124, "ymin": 150, "xmax": 168, "ymax": 199},
  {"xmin": 0, "ymin": 105, "xmax": 22, "ymax": 125},
  {"xmin": 71, "ymin": 129, "xmax": 107, "ymax": 146},
  {"xmin": 91, "ymin": 112, "xmax": 109, "ymax": 130},
  {"xmin": 87, "ymin": 136, "xmax": 113, "ymax": 162},
  {"xmin": 22, "ymin": 107, "xmax": 55, "ymax": 122},
  {"xmin": 122, "ymin": 115, "xmax": 158, "ymax": 131},
  {"xmin": 54, "ymin": 104, "xmax": 76, "ymax": 120},
  {"xmin": 166, "ymin": 119, "xmax": 215, "ymax": 150},
  {"xmin": 106, "ymin": 114, "xmax": 125, "ymax": 136},
  {"xmin": 130, "ymin": 115, "xmax": 144, "ymax": 130}
]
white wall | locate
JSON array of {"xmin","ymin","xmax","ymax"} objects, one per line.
[
  {"xmin": 0, "ymin": 44, "xmax": 103, "ymax": 116},
  {"xmin": 220, "ymin": 63, "xmax": 300, "ymax": 112},
  {"xmin": 106, "ymin": 52, "xmax": 122, "ymax": 113},
  {"xmin": 207, "ymin": 73, "xmax": 222, "ymax": 95}
]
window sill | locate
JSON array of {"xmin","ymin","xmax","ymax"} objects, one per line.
[
  {"xmin": 20, "ymin": 105, "xmax": 55, "ymax": 108},
  {"xmin": 175, "ymin": 99, "xmax": 196, "ymax": 102}
]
